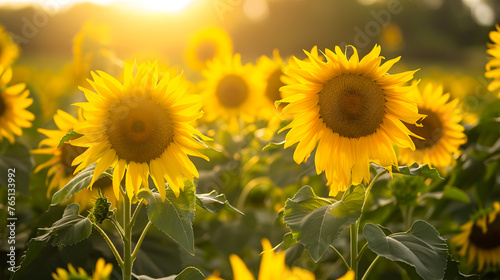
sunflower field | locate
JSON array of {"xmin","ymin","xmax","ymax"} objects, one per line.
[{"xmin": 1, "ymin": 0, "xmax": 500, "ymax": 279}]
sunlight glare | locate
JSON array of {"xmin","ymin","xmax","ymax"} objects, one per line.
[{"xmin": 138, "ymin": 0, "xmax": 194, "ymax": 13}]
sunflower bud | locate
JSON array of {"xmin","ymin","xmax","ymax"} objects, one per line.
[{"xmin": 88, "ymin": 189, "xmax": 112, "ymax": 224}]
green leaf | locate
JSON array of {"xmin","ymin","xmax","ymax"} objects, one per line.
[
  {"xmin": 442, "ymin": 186, "xmax": 471, "ymax": 204},
  {"xmin": 10, "ymin": 239, "xmax": 46, "ymax": 279},
  {"xmin": 196, "ymin": 190, "xmax": 243, "ymax": 215},
  {"xmin": 36, "ymin": 203, "xmax": 92, "ymax": 247},
  {"xmin": 443, "ymin": 256, "xmax": 480, "ymax": 280},
  {"xmin": 51, "ymin": 163, "xmax": 112, "ymax": 205},
  {"xmin": 57, "ymin": 130, "xmax": 82, "ymax": 148},
  {"xmin": 262, "ymin": 140, "xmax": 286, "ymax": 151},
  {"xmin": 137, "ymin": 180, "xmax": 196, "ymax": 255},
  {"xmin": 364, "ymin": 220, "xmax": 448, "ymax": 280},
  {"xmin": 283, "ymin": 185, "xmax": 364, "ymax": 262},
  {"xmin": 393, "ymin": 163, "xmax": 444, "ymax": 180},
  {"xmin": 0, "ymin": 141, "xmax": 32, "ymax": 195},
  {"xmin": 133, "ymin": 267, "xmax": 205, "ymax": 280},
  {"xmin": 283, "ymin": 232, "xmax": 298, "ymax": 250}
]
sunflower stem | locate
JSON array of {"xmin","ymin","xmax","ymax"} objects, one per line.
[
  {"xmin": 131, "ymin": 221, "xmax": 152, "ymax": 262},
  {"xmin": 130, "ymin": 199, "xmax": 145, "ymax": 228},
  {"xmin": 356, "ymin": 242, "xmax": 368, "ymax": 263},
  {"xmin": 352, "ymin": 169, "xmax": 388, "ymax": 280},
  {"xmin": 361, "ymin": 169, "xmax": 387, "ymax": 215},
  {"xmin": 330, "ymin": 245, "xmax": 350, "ymax": 270},
  {"xmin": 350, "ymin": 221, "xmax": 359, "ymax": 278},
  {"xmin": 111, "ymin": 215, "xmax": 125, "ymax": 239},
  {"xmin": 361, "ymin": 256, "xmax": 380, "ymax": 280},
  {"xmin": 93, "ymin": 224, "xmax": 124, "ymax": 268},
  {"xmin": 122, "ymin": 190, "xmax": 132, "ymax": 280}
]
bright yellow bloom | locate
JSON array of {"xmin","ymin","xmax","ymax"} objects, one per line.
[
  {"xmin": 256, "ymin": 49, "xmax": 287, "ymax": 113},
  {"xmin": 206, "ymin": 238, "xmax": 315, "ymax": 280},
  {"xmin": 280, "ymin": 45, "xmax": 423, "ymax": 196},
  {"xmin": 452, "ymin": 202, "xmax": 500, "ymax": 272},
  {"xmin": 52, "ymin": 258, "xmax": 112, "ymax": 280},
  {"xmin": 32, "ymin": 110, "xmax": 116, "ymax": 209},
  {"xmin": 199, "ymin": 54, "xmax": 264, "ymax": 129},
  {"xmin": 0, "ymin": 66, "xmax": 34, "ymax": 143},
  {"xmin": 185, "ymin": 27, "xmax": 233, "ymax": 70},
  {"xmin": 71, "ymin": 62, "xmax": 209, "ymax": 201},
  {"xmin": 485, "ymin": 24, "xmax": 500, "ymax": 98},
  {"xmin": 0, "ymin": 25, "xmax": 20, "ymax": 68},
  {"xmin": 398, "ymin": 82, "xmax": 466, "ymax": 169},
  {"xmin": 205, "ymin": 239, "xmax": 354, "ymax": 280}
]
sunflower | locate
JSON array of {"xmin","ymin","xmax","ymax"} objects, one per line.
[
  {"xmin": 0, "ymin": 25, "xmax": 20, "ymax": 68},
  {"xmin": 206, "ymin": 238, "xmax": 354, "ymax": 280},
  {"xmin": 205, "ymin": 238, "xmax": 316, "ymax": 280},
  {"xmin": 52, "ymin": 258, "xmax": 113, "ymax": 280},
  {"xmin": 485, "ymin": 24, "xmax": 500, "ymax": 98},
  {"xmin": 199, "ymin": 54, "xmax": 263, "ymax": 128},
  {"xmin": 279, "ymin": 45, "xmax": 424, "ymax": 196},
  {"xmin": 32, "ymin": 110, "xmax": 116, "ymax": 209},
  {"xmin": 452, "ymin": 202, "xmax": 500, "ymax": 272},
  {"xmin": 185, "ymin": 27, "xmax": 233, "ymax": 70},
  {"xmin": 0, "ymin": 66, "xmax": 34, "ymax": 143},
  {"xmin": 256, "ymin": 49, "xmax": 287, "ymax": 113},
  {"xmin": 398, "ymin": 82, "xmax": 466, "ymax": 169},
  {"xmin": 70, "ymin": 62, "xmax": 209, "ymax": 201}
]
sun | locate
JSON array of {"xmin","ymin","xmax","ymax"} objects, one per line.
[{"xmin": 139, "ymin": 0, "xmax": 194, "ymax": 13}]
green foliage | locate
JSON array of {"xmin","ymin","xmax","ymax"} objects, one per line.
[
  {"xmin": 283, "ymin": 185, "xmax": 364, "ymax": 262},
  {"xmin": 392, "ymin": 163, "xmax": 444, "ymax": 180},
  {"xmin": 137, "ymin": 180, "xmax": 196, "ymax": 255},
  {"xmin": 10, "ymin": 239, "xmax": 45, "ymax": 280},
  {"xmin": 0, "ymin": 141, "xmax": 32, "ymax": 194},
  {"xmin": 390, "ymin": 175, "xmax": 428, "ymax": 206},
  {"xmin": 364, "ymin": 220, "xmax": 448, "ymax": 280},
  {"xmin": 57, "ymin": 130, "xmax": 83, "ymax": 148},
  {"xmin": 51, "ymin": 163, "xmax": 112, "ymax": 205},
  {"xmin": 11, "ymin": 204, "xmax": 92, "ymax": 279},
  {"xmin": 36, "ymin": 203, "xmax": 92, "ymax": 246},
  {"xmin": 134, "ymin": 267, "xmax": 205, "ymax": 280},
  {"xmin": 262, "ymin": 140, "xmax": 286, "ymax": 151},
  {"xmin": 196, "ymin": 190, "xmax": 243, "ymax": 215}
]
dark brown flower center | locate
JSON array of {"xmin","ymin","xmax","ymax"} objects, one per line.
[
  {"xmin": 106, "ymin": 99, "xmax": 174, "ymax": 163},
  {"xmin": 318, "ymin": 74, "xmax": 386, "ymax": 138},
  {"xmin": 0, "ymin": 94, "xmax": 6, "ymax": 117},
  {"xmin": 216, "ymin": 74, "xmax": 249, "ymax": 108},
  {"xmin": 60, "ymin": 143, "xmax": 88, "ymax": 176},
  {"xmin": 469, "ymin": 215, "xmax": 500, "ymax": 249},
  {"xmin": 265, "ymin": 69, "xmax": 285, "ymax": 103},
  {"xmin": 406, "ymin": 109, "xmax": 443, "ymax": 149},
  {"xmin": 196, "ymin": 40, "xmax": 217, "ymax": 63}
]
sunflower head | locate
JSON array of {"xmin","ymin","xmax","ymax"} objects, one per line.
[
  {"xmin": 279, "ymin": 45, "xmax": 424, "ymax": 196},
  {"xmin": 185, "ymin": 27, "xmax": 233, "ymax": 70},
  {"xmin": 199, "ymin": 54, "xmax": 264, "ymax": 129},
  {"xmin": 452, "ymin": 202, "xmax": 500, "ymax": 272},
  {"xmin": 32, "ymin": 110, "xmax": 117, "ymax": 210},
  {"xmin": 0, "ymin": 25, "xmax": 20, "ymax": 68},
  {"xmin": 71, "ymin": 61, "xmax": 209, "ymax": 201},
  {"xmin": 51, "ymin": 258, "xmax": 112, "ymax": 280},
  {"xmin": 398, "ymin": 82, "xmax": 467, "ymax": 169},
  {"xmin": 0, "ymin": 66, "xmax": 34, "ymax": 143},
  {"xmin": 256, "ymin": 49, "xmax": 287, "ymax": 114},
  {"xmin": 485, "ymin": 24, "xmax": 500, "ymax": 98}
]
